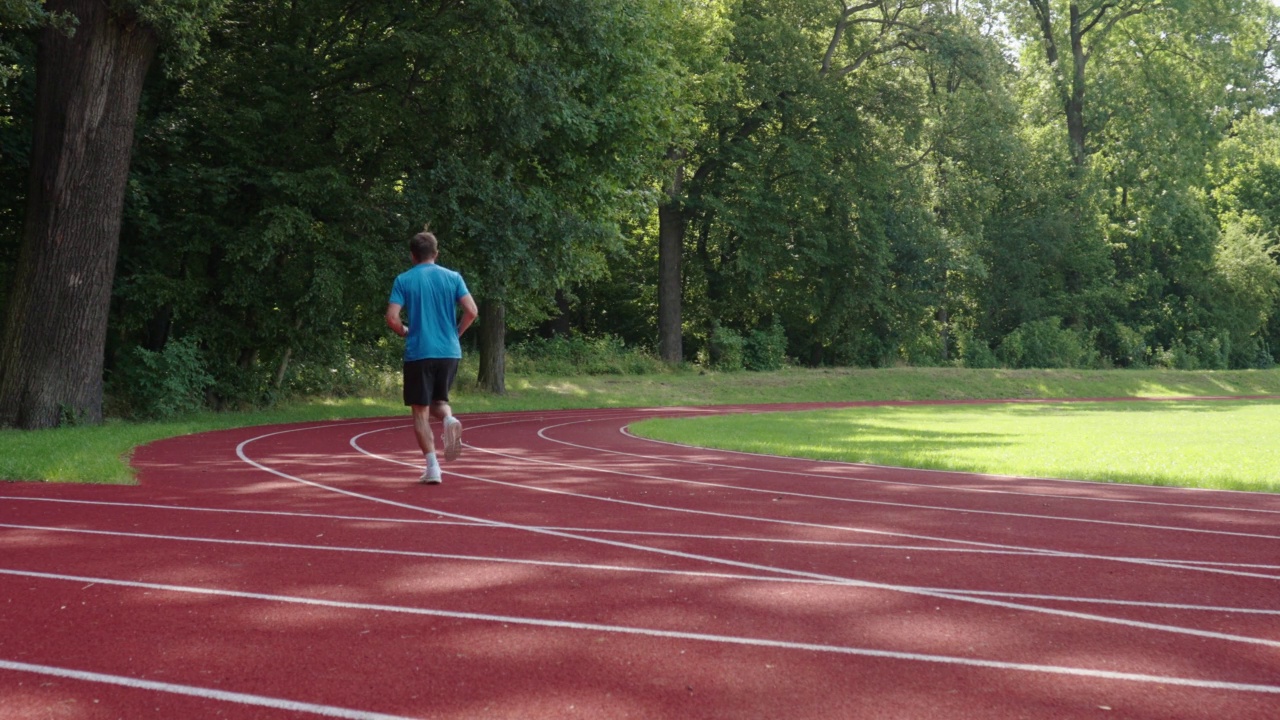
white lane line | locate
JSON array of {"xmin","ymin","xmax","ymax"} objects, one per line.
[
  {"xmin": 8, "ymin": 495, "xmax": 1276, "ymax": 572},
  {"xmin": 353, "ymin": 426, "xmax": 1280, "ymax": 583},
  {"xmin": 6, "ymin": 522, "xmax": 1277, "ymax": 617},
  {"xmin": 527, "ymin": 419, "xmax": 1280, "ymax": 540},
  {"xmin": 353, "ymin": 421, "xmax": 1078, "ymax": 556},
  {"xmin": 0, "ymin": 658, "xmax": 415, "ymax": 720},
  {"xmin": 0, "ymin": 496, "xmax": 491, "ymax": 527},
  {"xmin": 5, "ymin": 568, "xmax": 1279, "ymax": 696},
  {"xmin": 616, "ymin": 417, "xmax": 1280, "ymax": 514},
  {"xmin": 246, "ymin": 425, "xmax": 1280, "ymax": 648},
  {"xmin": 936, "ymin": 590, "xmax": 1280, "ymax": 615}
]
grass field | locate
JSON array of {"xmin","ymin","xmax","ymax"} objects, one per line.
[
  {"xmin": 630, "ymin": 399, "xmax": 1280, "ymax": 493},
  {"xmin": 2, "ymin": 366, "xmax": 1279, "ymax": 487}
]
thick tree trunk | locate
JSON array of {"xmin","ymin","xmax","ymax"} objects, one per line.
[
  {"xmin": 657, "ymin": 159, "xmax": 685, "ymax": 364},
  {"xmin": 0, "ymin": 0, "xmax": 158, "ymax": 428},
  {"xmin": 476, "ymin": 299, "xmax": 506, "ymax": 394}
]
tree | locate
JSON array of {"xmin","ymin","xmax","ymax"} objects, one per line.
[
  {"xmin": 655, "ymin": 1, "xmax": 733, "ymax": 364},
  {"xmin": 110, "ymin": 0, "xmax": 681, "ymax": 403},
  {"xmin": 667, "ymin": 0, "xmax": 947, "ymax": 365},
  {"xmin": 0, "ymin": 0, "xmax": 225, "ymax": 429}
]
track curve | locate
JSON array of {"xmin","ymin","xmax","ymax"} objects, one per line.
[{"xmin": 2, "ymin": 401, "xmax": 1279, "ymax": 719}]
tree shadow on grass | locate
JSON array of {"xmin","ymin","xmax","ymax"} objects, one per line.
[{"xmin": 666, "ymin": 399, "xmax": 1280, "ymax": 494}]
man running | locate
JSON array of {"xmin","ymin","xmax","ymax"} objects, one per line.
[{"xmin": 385, "ymin": 227, "xmax": 479, "ymax": 484}]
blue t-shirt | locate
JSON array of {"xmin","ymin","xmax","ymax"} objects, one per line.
[{"xmin": 389, "ymin": 263, "xmax": 470, "ymax": 361}]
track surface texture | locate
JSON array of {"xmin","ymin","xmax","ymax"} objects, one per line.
[{"xmin": 2, "ymin": 400, "xmax": 1279, "ymax": 719}]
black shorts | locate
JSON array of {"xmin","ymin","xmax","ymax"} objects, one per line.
[{"xmin": 402, "ymin": 358, "xmax": 459, "ymax": 407}]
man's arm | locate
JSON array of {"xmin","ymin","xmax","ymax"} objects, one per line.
[
  {"xmin": 457, "ymin": 294, "xmax": 478, "ymax": 337},
  {"xmin": 385, "ymin": 303, "xmax": 408, "ymax": 338}
]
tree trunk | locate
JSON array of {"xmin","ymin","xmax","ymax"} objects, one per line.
[
  {"xmin": 937, "ymin": 306, "xmax": 950, "ymax": 362},
  {"xmin": 477, "ymin": 299, "xmax": 506, "ymax": 394},
  {"xmin": 0, "ymin": 0, "xmax": 158, "ymax": 428},
  {"xmin": 657, "ymin": 158, "xmax": 685, "ymax": 364},
  {"xmin": 1067, "ymin": 3, "xmax": 1088, "ymax": 167},
  {"xmin": 545, "ymin": 288, "xmax": 571, "ymax": 338}
]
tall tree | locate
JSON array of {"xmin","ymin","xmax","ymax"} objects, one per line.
[
  {"xmin": 670, "ymin": 0, "xmax": 943, "ymax": 365},
  {"xmin": 655, "ymin": 1, "xmax": 732, "ymax": 364},
  {"xmin": 0, "ymin": 0, "xmax": 224, "ymax": 428}
]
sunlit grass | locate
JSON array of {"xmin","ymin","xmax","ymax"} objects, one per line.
[
  {"xmin": 3, "ymin": 367, "xmax": 1279, "ymax": 485},
  {"xmin": 631, "ymin": 400, "xmax": 1280, "ymax": 493}
]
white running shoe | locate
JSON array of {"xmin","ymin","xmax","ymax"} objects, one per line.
[
  {"xmin": 443, "ymin": 417, "xmax": 463, "ymax": 462},
  {"xmin": 420, "ymin": 467, "xmax": 442, "ymax": 485}
]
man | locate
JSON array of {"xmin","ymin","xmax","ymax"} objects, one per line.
[{"xmin": 386, "ymin": 227, "xmax": 479, "ymax": 484}]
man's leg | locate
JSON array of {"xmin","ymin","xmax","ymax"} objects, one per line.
[
  {"xmin": 429, "ymin": 400, "xmax": 452, "ymax": 423},
  {"xmin": 434, "ymin": 400, "xmax": 463, "ymax": 461},
  {"xmin": 412, "ymin": 404, "xmax": 442, "ymax": 483},
  {"xmin": 412, "ymin": 404, "xmax": 437, "ymax": 455}
]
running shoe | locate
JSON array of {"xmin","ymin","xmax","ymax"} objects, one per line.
[
  {"xmin": 443, "ymin": 416, "xmax": 463, "ymax": 462},
  {"xmin": 420, "ymin": 467, "xmax": 442, "ymax": 485}
]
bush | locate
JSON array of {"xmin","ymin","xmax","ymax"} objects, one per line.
[
  {"xmin": 743, "ymin": 318, "xmax": 788, "ymax": 371},
  {"xmin": 707, "ymin": 324, "xmax": 744, "ymax": 371},
  {"xmin": 1105, "ymin": 323, "xmax": 1150, "ymax": 368},
  {"xmin": 1152, "ymin": 331, "xmax": 1229, "ymax": 370},
  {"xmin": 507, "ymin": 335, "xmax": 667, "ymax": 375},
  {"xmin": 956, "ymin": 331, "xmax": 1000, "ymax": 369},
  {"xmin": 997, "ymin": 317, "xmax": 1096, "ymax": 369},
  {"xmin": 110, "ymin": 337, "xmax": 214, "ymax": 419}
]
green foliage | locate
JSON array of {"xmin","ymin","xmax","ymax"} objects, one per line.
[
  {"xmin": 1151, "ymin": 331, "xmax": 1230, "ymax": 371},
  {"xmin": 1211, "ymin": 221, "xmax": 1280, "ymax": 367},
  {"xmin": 109, "ymin": 337, "xmax": 214, "ymax": 420},
  {"xmin": 706, "ymin": 324, "xmax": 744, "ymax": 371},
  {"xmin": 8, "ymin": 0, "xmax": 1280, "ymax": 409},
  {"xmin": 997, "ymin": 317, "xmax": 1096, "ymax": 369},
  {"xmin": 743, "ymin": 318, "xmax": 788, "ymax": 371},
  {"xmin": 111, "ymin": 0, "xmax": 682, "ymax": 407},
  {"xmin": 507, "ymin": 335, "xmax": 667, "ymax": 376},
  {"xmin": 1100, "ymin": 322, "xmax": 1151, "ymax": 368},
  {"xmin": 0, "ymin": 0, "xmax": 44, "ymax": 87},
  {"xmin": 956, "ymin": 330, "xmax": 999, "ymax": 369},
  {"xmin": 122, "ymin": 0, "xmax": 229, "ymax": 72}
]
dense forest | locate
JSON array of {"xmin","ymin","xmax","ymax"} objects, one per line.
[{"xmin": 2, "ymin": 1, "xmax": 1280, "ymax": 426}]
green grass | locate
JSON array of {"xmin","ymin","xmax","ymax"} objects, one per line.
[
  {"xmin": 631, "ymin": 399, "xmax": 1280, "ymax": 493},
  {"xmin": 3, "ymin": 366, "xmax": 1280, "ymax": 486}
]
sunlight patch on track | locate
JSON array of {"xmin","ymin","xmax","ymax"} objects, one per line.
[
  {"xmin": 5, "ymin": 522, "xmax": 1278, "ymax": 617},
  {"xmin": 232, "ymin": 422, "xmax": 1280, "ymax": 649},
  {"xmin": 6, "ymin": 568, "xmax": 1280, "ymax": 696},
  {"xmin": 5, "ymin": 491, "xmax": 1274, "ymax": 571},
  {"xmin": 519, "ymin": 418, "xmax": 1280, "ymax": 539},
  {"xmin": 349, "ymin": 423, "xmax": 1280, "ymax": 583}
]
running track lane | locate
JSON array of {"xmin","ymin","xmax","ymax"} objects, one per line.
[{"xmin": 1, "ymin": 401, "xmax": 1279, "ymax": 720}]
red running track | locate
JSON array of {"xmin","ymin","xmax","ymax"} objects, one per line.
[{"xmin": 1, "ymin": 401, "xmax": 1279, "ymax": 719}]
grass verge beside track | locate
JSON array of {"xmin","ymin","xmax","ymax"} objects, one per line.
[
  {"xmin": 3, "ymin": 366, "xmax": 1280, "ymax": 486},
  {"xmin": 631, "ymin": 399, "xmax": 1280, "ymax": 493}
]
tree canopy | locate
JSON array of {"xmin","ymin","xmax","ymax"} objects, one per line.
[{"xmin": 2, "ymin": 0, "xmax": 1280, "ymax": 423}]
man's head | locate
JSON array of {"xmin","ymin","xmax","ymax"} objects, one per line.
[{"xmin": 410, "ymin": 228, "xmax": 438, "ymax": 263}]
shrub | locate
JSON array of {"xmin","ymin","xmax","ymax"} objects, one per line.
[
  {"xmin": 743, "ymin": 318, "xmax": 788, "ymax": 371},
  {"xmin": 1106, "ymin": 323, "xmax": 1150, "ymax": 368},
  {"xmin": 956, "ymin": 331, "xmax": 1000, "ymax": 369},
  {"xmin": 1152, "ymin": 331, "xmax": 1229, "ymax": 370},
  {"xmin": 997, "ymin": 317, "xmax": 1096, "ymax": 369},
  {"xmin": 110, "ymin": 337, "xmax": 214, "ymax": 419},
  {"xmin": 507, "ymin": 335, "xmax": 667, "ymax": 375},
  {"xmin": 707, "ymin": 324, "xmax": 745, "ymax": 371}
]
